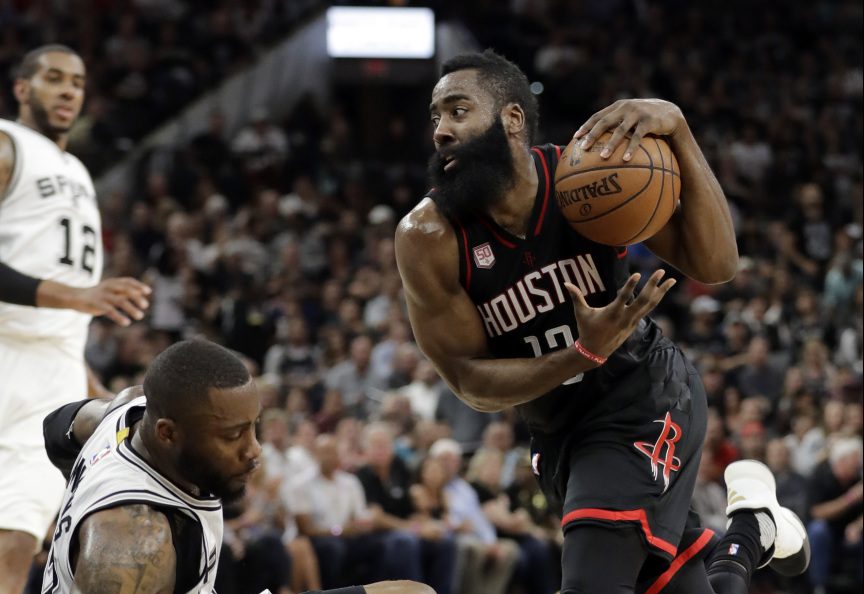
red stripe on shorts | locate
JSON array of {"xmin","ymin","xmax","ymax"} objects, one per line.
[{"xmin": 560, "ymin": 508, "xmax": 678, "ymax": 557}]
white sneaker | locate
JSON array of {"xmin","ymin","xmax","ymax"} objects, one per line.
[{"xmin": 724, "ymin": 460, "xmax": 810, "ymax": 576}]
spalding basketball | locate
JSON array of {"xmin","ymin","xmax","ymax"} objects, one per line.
[{"xmin": 554, "ymin": 132, "xmax": 680, "ymax": 246}]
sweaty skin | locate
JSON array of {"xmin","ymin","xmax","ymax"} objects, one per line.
[{"xmin": 396, "ymin": 70, "xmax": 681, "ymax": 413}]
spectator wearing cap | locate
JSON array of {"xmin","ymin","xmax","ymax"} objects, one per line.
[{"xmin": 807, "ymin": 438, "xmax": 864, "ymax": 593}]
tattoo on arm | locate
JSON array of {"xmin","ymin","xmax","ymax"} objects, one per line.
[{"xmin": 74, "ymin": 505, "xmax": 176, "ymax": 594}]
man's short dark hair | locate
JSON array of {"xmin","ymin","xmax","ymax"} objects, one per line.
[
  {"xmin": 14, "ymin": 44, "xmax": 80, "ymax": 80},
  {"xmin": 441, "ymin": 49, "xmax": 539, "ymax": 145},
  {"xmin": 143, "ymin": 340, "xmax": 251, "ymax": 419}
]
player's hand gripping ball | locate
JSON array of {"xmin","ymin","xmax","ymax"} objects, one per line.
[{"xmin": 555, "ymin": 131, "xmax": 680, "ymax": 246}]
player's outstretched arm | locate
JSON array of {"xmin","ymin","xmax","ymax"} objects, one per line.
[
  {"xmin": 575, "ymin": 99, "xmax": 738, "ymax": 284},
  {"xmin": 395, "ymin": 200, "xmax": 675, "ymax": 412},
  {"xmin": 73, "ymin": 505, "xmax": 175, "ymax": 594},
  {"xmin": 37, "ymin": 276, "xmax": 152, "ymax": 327},
  {"xmin": 0, "ymin": 259, "xmax": 152, "ymax": 326}
]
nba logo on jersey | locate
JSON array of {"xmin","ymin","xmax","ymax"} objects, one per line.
[
  {"xmin": 728, "ymin": 543, "xmax": 740, "ymax": 555},
  {"xmin": 473, "ymin": 243, "xmax": 495, "ymax": 269}
]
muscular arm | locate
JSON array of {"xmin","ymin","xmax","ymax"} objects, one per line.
[
  {"xmin": 395, "ymin": 200, "xmax": 597, "ymax": 413},
  {"xmin": 575, "ymin": 99, "xmax": 738, "ymax": 285},
  {"xmin": 644, "ymin": 122, "xmax": 739, "ymax": 284},
  {"xmin": 73, "ymin": 505, "xmax": 175, "ymax": 594}
]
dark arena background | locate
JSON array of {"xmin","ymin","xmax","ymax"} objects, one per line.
[{"xmin": 1, "ymin": 1, "xmax": 861, "ymax": 593}]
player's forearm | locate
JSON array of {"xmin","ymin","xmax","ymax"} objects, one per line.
[
  {"xmin": 665, "ymin": 123, "xmax": 739, "ymax": 284},
  {"xmin": 36, "ymin": 278, "xmax": 85, "ymax": 309},
  {"xmin": 448, "ymin": 348, "xmax": 598, "ymax": 412}
]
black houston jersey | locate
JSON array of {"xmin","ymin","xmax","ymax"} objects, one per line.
[{"xmin": 438, "ymin": 143, "xmax": 668, "ymax": 434}]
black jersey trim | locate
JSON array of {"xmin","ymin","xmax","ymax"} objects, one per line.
[
  {"xmin": 478, "ymin": 216, "xmax": 517, "ymax": 248},
  {"xmin": 457, "ymin": 222, "xmax": 472, "ymax": 290}
]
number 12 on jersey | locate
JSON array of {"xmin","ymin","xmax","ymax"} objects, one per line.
[
  {"xmin": 524, "ymin": 324, "xmax": 584, "ymax": 385},
  {"xmin": 58, "ymin": 217, "xmax": 97, "ymax": 275}
]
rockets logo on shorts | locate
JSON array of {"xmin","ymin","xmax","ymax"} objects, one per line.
[
  {"xmin": 633, "ymin": 412, "xmax": 682, "ymax": 493},
  {"xmin": 472, "ymin": 243, "xmax": 495, "ymax": 269}
]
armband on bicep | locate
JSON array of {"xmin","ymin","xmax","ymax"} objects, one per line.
[
  {"xmin": 0, "ymin": 261, "xmax": 40, "ymax": 306},
  {"xmin": 43, "ymin": 399, "xmax": 91, "ymax": 480}
]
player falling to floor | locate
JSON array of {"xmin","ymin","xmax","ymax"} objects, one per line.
[
  {"xmin": 0, "ymin": 44, "xmax": 151, "ymax": 594},
  {"xmin": 41, "ymin": 340, "xmax": 435, "ymax": 594},
  {"xmin": 395, "ymin": 49, "xmax": 809, "ymax": 593}
]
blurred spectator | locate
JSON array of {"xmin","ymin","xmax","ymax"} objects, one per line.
[
  {"xmin": 400, "ymin": 359, "xmax": 445, "ymax": 422},
  {"xmin": 325, "ymin": 334, "xmax": 388, "ymax": 418},
  {"xmin": 466, "ymin": 448, "xmax": 556, "ymax": 594},
  {"xmin": 292, "ymin": 434, "xmax": 380, "ymax": 588},
  {"xmin": 765, "ymin": 438, "xmax": 810, "ymax": 523},
  {"xmin": 430, "ymin": 439, "xmax": 518, "ymax": 594},
  {"xmin": 807, "ymin": 438, "xmax": 863, "ymax": 593},
  {"xmin": 355, "ymin": 424, "xmax": 457, "ymax": 594},
  {"xmin": 691, "ymin": 454, "xmax": 728, "ymax": 534},
  {"xmin": 480, "ymin": 421, "xmax": 521, "ymax": 490},
  {"xmin": 734, "ymin": 335, "xmax": 787, "ymax": 405}
]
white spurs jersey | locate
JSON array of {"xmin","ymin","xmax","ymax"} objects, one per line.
[
  {"xmin": 42, "ymin": 397, "xmax": 223, "ymax": 594},
  {"xmin": 0, "ymin": 119, "xmax": 102, "ymax": 354}
]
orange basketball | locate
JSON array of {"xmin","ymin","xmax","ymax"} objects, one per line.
[{"xmin": 554, "ymin": 132, "xmax": 680, "ymax": 246}]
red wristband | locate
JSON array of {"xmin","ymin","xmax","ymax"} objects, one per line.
[{"xmin": 573, "ymin": 340, "xmax": 607, "ymax": 365}]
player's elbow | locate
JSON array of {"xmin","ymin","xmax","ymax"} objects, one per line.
[
  {"xmin": 459, "ymin": 390, "xmax": 505, "ymax": 413},
  {"xmin": 692, "ymin": 250, "xmax": 739, "ymax": 285}
]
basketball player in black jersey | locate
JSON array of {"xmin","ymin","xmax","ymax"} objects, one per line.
[
  {"xmin": 42, "ymin": 340, "xmax": 435, "ymax": 594},
  {"xmin": 395, "ymin": 49, "xmax": 809, "ymax": 593}
]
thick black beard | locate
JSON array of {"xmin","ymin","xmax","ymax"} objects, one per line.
[
  {"xmin": 27, "ymin": 90, "xmax": 69, "ymax": 141},
  {"xmin": 427, "ymin": 116, "xmax": 516, "ymax": 221}
]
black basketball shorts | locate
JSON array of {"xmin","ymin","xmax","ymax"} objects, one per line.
[{"xmin": 530, "ymin": 344, "xmax": 709, "ymax": 563}]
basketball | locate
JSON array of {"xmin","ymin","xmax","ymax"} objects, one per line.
[{"xmin": 554, "ymin": 132, "xmax": 680, "ymax": 246}]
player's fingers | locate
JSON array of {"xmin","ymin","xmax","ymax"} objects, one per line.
[
  {"xmin": 612, "ymin": 273, "xmax": 641, "ymax": 310},
  {"xmin": 601, "ymin": 113, "xmax": 640, "ymax": 159},
  {"xmin": 113, "ymin": 277, "xmax": 151, "ymax": 294},
  {"xmin": 633, "ymin": 277, "xmax": 677, "ymax": 318},
  {"xmin": 573, "ymin": 104, "xmax": 616, "ymax": 141},
  {"xmin": 106, "ymin": 292, "xmax": 145, "ymax": 321},
  {"xmin": 564, "ymin": 282, "xmax": 590, "ymax": 311},
  {"xmin": 102, "ymin": 305, "xmax": 131, "ymax": 327},
  {"xmin": 628, "ymin": 269, "xmax": 665, "ymax": 309},
  {"xmin": 580, "ymin": 113, "xmax": 621, "ymax": 151},
  {"xmin": 623, "ymin": 119, "xmax": 651, "ymax": 162},
  {"xmin": 107, "ymin": 278, "xmax": 151, "ymax": 309}
]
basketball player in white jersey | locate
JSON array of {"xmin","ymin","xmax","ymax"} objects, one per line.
[
  {"xmin": 0, "ymin": 45, "xmax": 151, "ymax": 594},
  {"xmin": 42, "ymin": 340, "xmax": 434, "ymax": 594}
]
